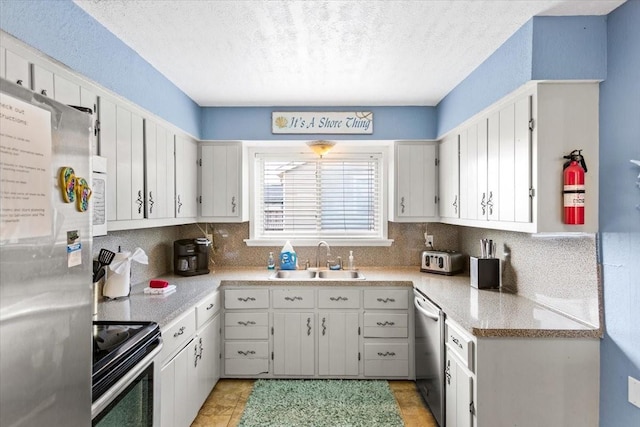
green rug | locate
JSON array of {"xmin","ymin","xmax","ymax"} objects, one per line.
[{"xmin": 238, "ymin": 379, "xmax": 404, "ymax": 427}]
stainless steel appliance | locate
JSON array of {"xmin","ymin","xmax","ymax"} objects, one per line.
[
  {"xmin": 421, "ymin": 249, "xmax": 464, "ymax": 275},
  {"xmin": 91, "ymin": 321, "xmax": 162, "ymax": 426},
  {"xmin": 0, "ymin": 79, "xmax": 93, "ymax": 426},
  {"xmin": 174, "ymin": 238, "xmax": 210, "ymax": 276},
  {"xmin": 414, "ymin": 288, "xmax": 445, "ymax": 426}
]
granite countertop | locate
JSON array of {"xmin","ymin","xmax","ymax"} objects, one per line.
[{"xmin": 98, "ymin": 266, "xmax": 601, "ymax": 338}]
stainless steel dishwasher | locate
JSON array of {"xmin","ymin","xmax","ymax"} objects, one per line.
[{"xmin": 414, "ymin": 288, "xmax": 445, "ymax": 427}]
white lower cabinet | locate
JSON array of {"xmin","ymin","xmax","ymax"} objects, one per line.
[
  {"xmin": 221, "ymin": 286, "xmax": 413, "ymax": 380},
  {"xmin": 445, "ymin": 347, "xmax": 474, "ymax": 427},
  {"xmin": 273, "ymin": 312, "xmax": 315, "ymax": 376},
  {"xmin": 160, "ymin": 292, "xmax": 221, "ymax": 427},
  {"xmin": 318, "ymin": 311, "xmax": 360, "ymax": 376}
]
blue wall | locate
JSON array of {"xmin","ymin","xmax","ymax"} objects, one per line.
[
  {"xmin": 201, "ymin": 106, "xmax": 437, "ymax": 140},
  {"xmin": 599, "ymin": 1, "xmax": 640, "ymax": 426},
  {"xmin": 0, "ymin": 0, "xmax": 201, "ymax": 137},
  {"xmin": 436, "ymin": 16, "xmax": 607, "ymax": 137}
]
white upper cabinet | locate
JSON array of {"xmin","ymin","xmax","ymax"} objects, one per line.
[
  {"xmin": 31, "ymin": 63, "xmax": 54, "ymax": 98},
  {"xmin": 4, "ymin": 48, "xmax": 29, "ymax": 87},
  {"xmin": 438, "ymin": 133, "xmax": 460, "ymax": 219},
  {"xmin": 200, "ymin": 141, "xmax": 248, "ymax": 222},
  {"xmin": 144, "ymin": 119, "xmax": 175, "ymax": 219},
  {"xmin": 175, "ymin": 135, "xmax": 198, "ymax": 218},
  {"xmin": 440, "ymin": 81, "xmax": 598, "ymax": 233},
  {"xmin": 392, "ymin": 141, "xmax": 438, "ymax": 222}
]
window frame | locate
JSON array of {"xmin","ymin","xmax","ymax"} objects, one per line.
[{"xmin": 245, "ymin": 142, "xmax": 393, "ymax": 247}]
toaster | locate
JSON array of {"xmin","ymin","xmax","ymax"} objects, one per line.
[{"xmin": 421, "ymin": 250, "xmax": 464, "ymax": 275}]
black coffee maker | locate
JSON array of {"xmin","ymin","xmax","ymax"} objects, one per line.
[{"xmin": 174, "ymin": 238, "xmax": 210, "ymax": 276}]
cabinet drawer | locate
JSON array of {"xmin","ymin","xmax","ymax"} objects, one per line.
[
  {"xmin": 224, "ymin": 359, "xmax": 270, "ymax": 376},
  {"xmin": 225, "ymin": 341, "xmax": 269, "ymax": 359},
  {"xmin": 318, "ymin": 289, "xmax": 360, "ymax": 308},
  {"xmin": 160, "ymin": 309, "xmax": 196, "ymax": 363},
  {"xmin": 363, "ymin": 343, "xmax": 409, "ymax": 377},
  {"xmin": 363, "ymin": 313, "xmax": 408, "ymax": 338},
  {"xmin": 225, "ymin": 312, "xmax": 269, "ymax": 339},
  {"xmin": 196, "ymin": 291, "xmax": 220, "ymax": 329},
  {"xmin": 446, "ymin": 320, "xmax": 474, "ymax": 371},
  {"xmin": 272, "ymin": 289, "xmax": 315, "ymax": 309},
  {"xmin": 224, "ymin": 289, "xmax": 269, "ymax": 309},
  {"xmin": 363, "ymin": 289, "xmax": 408, "ymax": 309}
]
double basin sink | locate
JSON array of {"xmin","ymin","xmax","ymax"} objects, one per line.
[{"xmin": 269, "ymin": 269, "xmax": 365, "ymax": 280}]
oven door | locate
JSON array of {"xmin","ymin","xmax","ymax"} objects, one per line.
[{"xmin": 92, "ymin": 344, "xmax": 162, "ymax": 427}]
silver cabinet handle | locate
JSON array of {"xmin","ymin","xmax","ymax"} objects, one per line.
[
  {"xmin": 376, "ymin": 321, "xmax": 395, "ymax": 326},
  {"xmin": 177, "ymin": 194, "xmax": 182, "ymax": 213},
  {"xmin": 16, "ymin": 79, "xmax": 23, "ymax": 86},
  {"xmin": 173, "ymin": 326, "xmax": 186, "ymax": 338},
  {"xmin": 487, "ymin": 191, "xmax": 494, "ymax": 215},
  {"xmin": 329, "ymin": 296, "xmax": 348, "ymax": 301},
  {"xmin": 206, "ymin": 303, "xmax": 214, "ymax": 310},
  {"xmin": 231, "ymin": 196, "xmax": 237, "ymax": 213},
  {"xmin": 148, "ymin": 191, "xmax": 154, "ymax": 214},
  {"xmin": 453, "ymin": 195, "xmax": 458, "ymax": 214},
  {"xmin": 377, "ymin": 298, "xmax": 395, "ymax": 303},
  {"xmin": 307, "ymin": 317, "xmax": 311, "ymax": 336},
  {"xmin": 284, "ymin": 296, "xmax": 303, "ymax": 301},
  {"xmin": 451, "ymin": 335, "xmax": 463, "ymax": 349},
  {"xmin": 400, "ymin": 196, "xmax": 406, "ymax": 214},
  {"xmin": 377, "ymin": 352, "xmax": 396, "ymax": 357},
  {"xmin": 237, "ymin": 297, "xmax": 256, "ymax": 302},
  {"xmin": 445, "ymin": 359, "xmax": 452, "ymax": 385},
  {"xmin": 480, "ymin": 192, "xmax": 486, "ymax": 215},
  {"xmin": 41, "ymin": 89, "xmax": 48, "ymax": 96},
  {"xmin": 322, "ymin": 317, "xmax": 326, "ymax": 336},
  {"xmin": 237, "ymin": 321, "xmax": 256, "ymax": 326},
  {"xmin": 237, "ymin": 350, "xmax": 256, "ymax": 356},
  {"xmin": 136, "ymin": 190, "xmax": 143, "ymax": 214}
]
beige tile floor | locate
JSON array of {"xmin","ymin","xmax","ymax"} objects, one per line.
[{"xmin": 191, "ymin": 379, "xmax": 438, "ymax": 427}]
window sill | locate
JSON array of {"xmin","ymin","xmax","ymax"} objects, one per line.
[{"xmin": 244, "ymin": 239, "xmax": 394, "ymax": 247}]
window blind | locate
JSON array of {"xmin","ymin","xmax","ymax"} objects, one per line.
[{"xmin": 255, "ymin": 153, "xmax": 383, "ymax": 240}]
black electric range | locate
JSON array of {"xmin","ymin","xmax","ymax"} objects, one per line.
[{"xmin": 92, "ymin": 321, "xmax": 161, "ymax": 402}]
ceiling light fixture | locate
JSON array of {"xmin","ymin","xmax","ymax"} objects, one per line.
[{"xmin": 306, "ymin": 140, "xmax": 336, "ymax": 157}]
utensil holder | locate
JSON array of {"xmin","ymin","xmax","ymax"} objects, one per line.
[{"xmin": 470, "ymin": 257, "xmax": 500, "ymax": 289}]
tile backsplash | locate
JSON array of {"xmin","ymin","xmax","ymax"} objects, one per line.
[{"xmin": 96, "ymin": 221, "xmax": 600, "ymax": 327}]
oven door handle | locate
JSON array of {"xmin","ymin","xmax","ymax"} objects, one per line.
[
  {"xmin": 414, "ymin": 297, "xmax": 440, "ymax": 321},
  {"xmin": 91, "ymin": 338, "xmax": 163, "ymax": 419}
]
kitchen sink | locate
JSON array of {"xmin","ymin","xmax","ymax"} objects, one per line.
[
  {"xmin": 271, "ymin": 270, "xmax": 317, "ymax": 279},
  {"xmin": 269, "ymin": 270, "xmax": 365, "ymax": 280},
  {"xmin": 317, "ymin": 270, "xmax": 365, "ymax": 280}
]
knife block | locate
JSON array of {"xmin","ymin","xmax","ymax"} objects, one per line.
[{"xmin": 470, "ymin": 257, "xmax": 500, "ymax": 289}]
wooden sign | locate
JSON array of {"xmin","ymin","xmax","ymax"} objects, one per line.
[{"xmin": 272, "ymin": 111, "xmax": 373, "ymax": 134}]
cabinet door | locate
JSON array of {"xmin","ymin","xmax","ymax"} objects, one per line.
[
  {"xmin": 115, "ymin": 106, "xmax": 133, "ymax": 220},
  {"xmin": 439, "ymin": 133, "xmax": 459, "ymax": 219},
  {"xmin": 160, "ymin": 361, "xmax": 175, "ymax": 427},
  {"xmin": 395, "ymin": 142, "xmax": 438, "ymax": 220},
  {"xmin": 318, "ymin": 312, "xmax": 359, "ymax": 376},
  {"xmin": 4, "ymin": 48, "xmax": 29, "ymax": 87},
  {"xmin": 486, "ymin": 112, "xmax": 500, "ymax": 221},
  {"xmin": 194, "ymin": 314, "xmax": 220, "ymax": 411},
  {"xmin": 200, "ymin": 143, "xmax": 242, "ymax": 220},
  {"xmin": 98, "ymin": 97, "xmax": 117, "ymax": 221},
  {"xmin": 79, "ymin": 87, "xmax": 99, "ymax": 156},
  {"xmin": 273, "ymin": 312, "xmax": 315, "ymax": 376},
  {"xmin": 53, "ymin": 74, "xmax": 80, "ymax": 106},
  {"xmin": 445, "ymin": 350, "xmax": 474, "ymax": 427},
  {"xmin": 145, "ymin": 120, "xmax": 175, "ymax": 219},
  {"xmin": 31, "ymin": 64, "xmax": 54, "ymax": 97},
  {"xmin": 513, "ymin": 95, "xmax": 532, "ymax": 223},
  {"xmin": 459, "ymin": 126, "xmax": 479, "ymax": 220},
  {"xmin": 476, "ymin": 119, "xmax": 489, "ymax": 220},
  {"xmin": 175, "ymin": 135, "xmax": 198, "ymax": 218},
  {"xmin": 0, "ymin": 46, "xmax": 5, "ymax": 79}
]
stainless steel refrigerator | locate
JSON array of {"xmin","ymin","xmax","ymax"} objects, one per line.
[{"xmin": 0, "ymin": 78, "xmax": 92, "ymax": 426}]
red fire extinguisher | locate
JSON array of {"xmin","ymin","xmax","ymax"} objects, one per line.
[{"xmin": 563, "ymin": 149, "xmax": 587, "ymax": 225}]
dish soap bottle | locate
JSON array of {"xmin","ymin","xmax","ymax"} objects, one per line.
[
  {"xmin": 348, "ymin": 250, "xmax": 355, "ymax": 270},
  {"xmin": 267, "ymin": 252, "xmax": 276, "ymax": 270}
]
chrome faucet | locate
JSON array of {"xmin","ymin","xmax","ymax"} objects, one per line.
[{"xmin": 316, "ymin": 241, "xmax": 331, "ymax": 269}]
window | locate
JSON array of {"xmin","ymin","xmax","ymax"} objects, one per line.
[{"xmin": 249, "ymin": 150, "xmax": 389, "ymax": 245}]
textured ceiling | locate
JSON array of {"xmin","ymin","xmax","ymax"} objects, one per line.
[{"xmin": 73, "ymin": 0, "xmax": 625, "ymax": 107}]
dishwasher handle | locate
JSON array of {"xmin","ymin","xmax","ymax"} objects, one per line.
[{"xmin": 414, "ymin": 296, "xmax": 440, "ymax": 321}]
